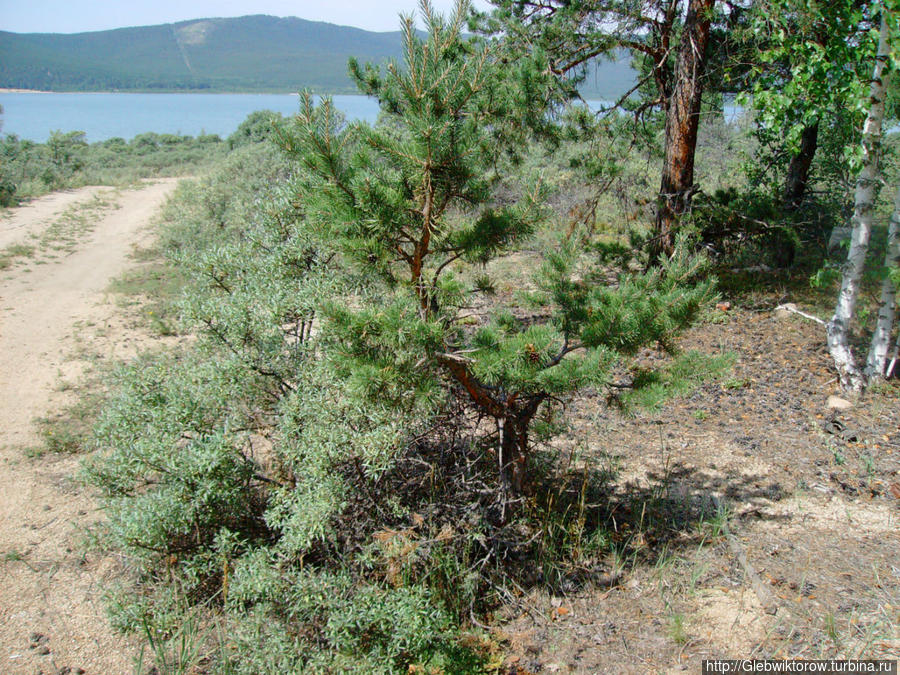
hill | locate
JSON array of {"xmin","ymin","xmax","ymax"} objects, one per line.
[{"xmin": 0, "ymin": 15, "xmax": 635, "ymax": 98}]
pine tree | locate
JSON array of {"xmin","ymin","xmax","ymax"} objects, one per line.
[
  {"xmin": 480, "ymin": 0, "xmax": 721, "ymax": 261},
  {"xmin": 282, "ymin": 0, "xmax": 713, "ymax": 504}
]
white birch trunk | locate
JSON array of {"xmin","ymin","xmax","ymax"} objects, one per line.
[
  {"xmin": 887, "ymin": 337, "xmax": 899, "ymax": 378},
  {"xmin": 826, "ymin": 15, "xmax": 890, "ymax": 392},
  {"xmin": 865, "ymin": 182, "xmax": 900, "ymax": 379}
]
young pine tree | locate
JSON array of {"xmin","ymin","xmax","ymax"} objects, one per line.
[{"xmin": 282, "ymin": 0, "xmax": 713, "ymax": 503}]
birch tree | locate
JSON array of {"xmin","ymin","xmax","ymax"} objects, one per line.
[
  {"xmin": 826, "ymin": 10, "xmax": 896, "ymax": 390},
  {"xmin": 865, "ymin": 185, "xmax": 900, "ymax": 378},
  {"xmin": 740, "ymin": 0, "xmax": 877, "ymax": 212}
]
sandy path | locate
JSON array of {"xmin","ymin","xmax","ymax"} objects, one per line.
[
  {"xmin": 0, "ymin": 186, "xmax": 111, "ymax": 251},
  {"xmin": 0, "ymin": 178, "xmax": 180, "ymax": 675}
]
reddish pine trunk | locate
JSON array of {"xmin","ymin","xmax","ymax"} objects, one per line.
[
  {"xmin": 437, "ymin": 352, "xmax": 542, "ymax": 500},
  {"xmin": 652, "ymin": 0, "xmax": 715, "ymax": 262}
]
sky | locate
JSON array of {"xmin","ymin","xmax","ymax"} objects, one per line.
[{"xmin": 0, "ymin": 0, "xmax": 492, "ymax": 34}]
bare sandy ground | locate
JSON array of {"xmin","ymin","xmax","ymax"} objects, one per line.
[
  {"xmin": 0, "ymin": 187, "xmax": 111, "ymax": 251},
  {"xmin": 0, "ymin": 179, "xmax": 180, "ymax": 674}
]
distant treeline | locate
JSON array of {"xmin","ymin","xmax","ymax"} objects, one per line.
[{"xmin": 0, "ymin": 15, "xmax": 636, "ymax": 97}]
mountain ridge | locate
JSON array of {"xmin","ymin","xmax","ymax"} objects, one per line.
[{"xmin": 0, "ymin": 15, "xmax": 635, "ymax": 98}]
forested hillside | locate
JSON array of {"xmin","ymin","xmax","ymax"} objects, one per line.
[{"xmin": 0, "ymin": 15, "xmax": 635, "ymax": 97}]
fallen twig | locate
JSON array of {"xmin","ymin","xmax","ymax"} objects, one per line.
[
  {"xmin": 712, "ymin": 495, "xmax": 778, "ymax": 615},
  {"xmin": 774, "ymin": 303, "xmax": 826, "ymax": 326}
]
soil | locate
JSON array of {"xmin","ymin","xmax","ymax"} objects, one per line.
[
  {"xmin": 0, "ymin": 179, "xmax": 180, "ymax": 675},
  {"xmin": 0, "ymin": 182, "xmax": 897, "ymax": 673},
  {"xmin": 497, "ymin": 306, "xmax": 900, "ymax": 672},
  {"xmin": 0, "ymin": 187, "xmax": 111, "ymax": 251}
]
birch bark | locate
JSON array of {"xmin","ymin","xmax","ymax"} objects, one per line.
[
  {"xmin": 826, "ymin": 14, "xmax": 890, "ymax": 391},
  {"xmin": 865, "ymin": 183, "xmax": 900, "ymax": 379}
]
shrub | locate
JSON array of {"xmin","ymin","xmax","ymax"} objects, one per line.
[{"xmin": 85, "ymin": 3, "xmax": 715, "ymax": 671}]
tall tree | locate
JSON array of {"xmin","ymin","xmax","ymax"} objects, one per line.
[
  {"xmin": 740, "ymin": 0, "xmax": 877, "ymax": 211},
  {"xmin": 826, "ymin": 11, "xmax": 892, "ymax": 390},
  {"xmin": 866, "ymin": 185, "xmax": 900, "ymax": 378},
  {"xmin": 484, "ymin": 0, "xmax": 720, "ymax": 260},
  {"xmin": 285, "ymin": 0, "xmax": 712, "ymax": 502},
  {"xmin": 654, "ymin": 0, "xmax": 716, "ymax": 260}
]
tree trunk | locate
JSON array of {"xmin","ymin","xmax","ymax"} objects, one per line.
[
  {"xmin": 437, "ymin": 352, "xmax": 543, "ymax": 500},
  {"xmin": 826, "ymin": 15, "xmax": 890, "ymax": 392},
  {"xmin": 865, "ymin": 182, "xmax": 900, "ymax": 379},
  {"xmin": 651, "ymin": 0, "xmax": 715, "ymax": 262},
  {"xmin": 499, "ymin": 415, "xmax": 529, "ymax": 498},
  {"xmin": 783, "ymin": 121, "xmax": 820, "ymax": 211}
]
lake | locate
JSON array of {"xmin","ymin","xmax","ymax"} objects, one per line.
[
  {"xmin": 0, "ymin": 92, "xmax": 382, "ymax": 142},
  {"xmin": 0, "ymin": 92, "xmax": 747, "ymax": 143}
]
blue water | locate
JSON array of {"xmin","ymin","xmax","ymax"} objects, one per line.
[
  {"xmin": 0, "ymin": 92, "xmax": 749, "ymax": 143},
  {"xmin": 0, "ymin": 93, "xmax": 382, "ymax": 142}
]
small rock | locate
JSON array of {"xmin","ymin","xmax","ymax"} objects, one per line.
[
  {"xmin": 54, "ymin": 667, "xmax": 71, "ymax": 675},
  {"xmin": 775, "ymin": 303, "xmax": 797, "ymax": 319},
  {"xmin": 36, "ymin": 645, "xmax": 50, "ymax": 655},
  {"xmin": 827, "ymin": 395, "xmax": 853, "ymax": 410}
]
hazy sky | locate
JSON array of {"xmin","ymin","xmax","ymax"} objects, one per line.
[{"xmin": 0, "ymin": 0, "xmax": 492, "ymax": 34}]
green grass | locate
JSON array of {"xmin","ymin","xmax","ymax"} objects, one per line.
[
  {"xmin": 723, "ymin": 376, "xmax": 751, "ymax": 390},
  {"xmin": 619, "ymin": 350, "xmax": 736, "ymax": 413},
  {"xmin": 108, "ymin": 257, "xmax": 186, "ymax": 336},
  {"xmin": 0, "ymin": 242, "xmax": 37, "ymax": 269},
  {"xmin": 34, "ymin": 381, "xmax": 108, "ymax": 455},
  {"xmin": 2, "ymin": 193, "xmax": 118, "ymax": 272},
  {"xmin": 668, "ymin": 612, "xmax": 689, "ymax": 645}
]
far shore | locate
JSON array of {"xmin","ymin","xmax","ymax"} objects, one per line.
[
  {"xmin": 0, "ymin": 88, "xmax": 351, "ymax": 96},
  {"xmin": 0, "ymin": 88, "xmax": 54, "ymax": 94}
]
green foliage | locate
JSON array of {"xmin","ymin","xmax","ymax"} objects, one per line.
[
  {"xmin": 617, "ymin": 350, "xmax": 736, "ymax": 413},
  {"xmin": 284, "ymin": 3, "xmax": 712, "ymax": 499},
  {"xmin": 689, "ymin": 187, "xmax": 808, "ymax": 267},
  {"xmin": 85, "ymin": 351, "xmax": 271, "ymax": 589},
  {"xmin": 735, "ymin": 0, "xmax": 887, "ymax": 209},
  {"xmin": 739, "ymin": 0, "xmax": 876, "ymax": 158},
  {"xmin": 222, "ymin": 561, "xmax": 484, "ymax": 674},
  {"xmin": 0, "ymin": 130, "xmax": 225, "ymax": 205},
  {"xmin": 43, "ymin": 130, "xmax": 87, "ymax": 188},
  {"xmin": 227, "ymin": 110, "xmax": 285, "ymax": 149},
  {"xmin": 84, "ymin": 5, "xmax": 717, "ymax": 672}
]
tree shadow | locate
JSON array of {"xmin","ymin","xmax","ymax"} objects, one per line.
[{"xmin": 339, "ymin": 434, "xmax": 792, "ymax": 608}]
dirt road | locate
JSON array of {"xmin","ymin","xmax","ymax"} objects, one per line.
[{"xmin": 0, "ymin": 179, "xmax": 180, "ymax": 674}]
